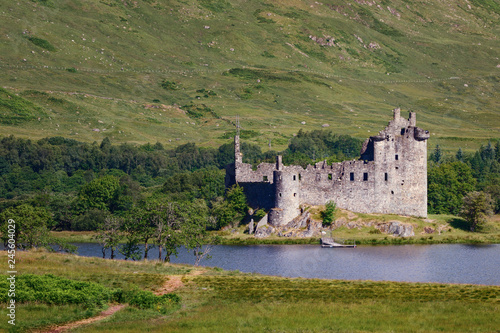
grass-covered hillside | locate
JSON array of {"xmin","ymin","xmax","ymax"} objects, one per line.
[{"xmin": 0, "ymin": 0, "xmax": 499, "ymax": 152}]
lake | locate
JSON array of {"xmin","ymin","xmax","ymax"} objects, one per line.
[{"xmin": 73, "ymin": 243, "xmax": 500, "ymax": 286}]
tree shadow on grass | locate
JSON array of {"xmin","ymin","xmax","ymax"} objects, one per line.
[{"xmin": 448, "ymin": 217, "xmax": 470, "ymax": 231}]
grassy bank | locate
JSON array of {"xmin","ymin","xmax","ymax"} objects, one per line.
[
  {"xmin": 50, "ymin": 213, "xmax": 500, "ymax": 246},
  {"xmin": 0, "ymin": 250, "xmax": 498, "ymax": 332},
  {"xmin": 217, "ymin": 212, "xmax": 500, "ymax": 245}
]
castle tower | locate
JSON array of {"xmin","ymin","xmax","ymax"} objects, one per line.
[
  {"xmin": 372, "ymin": 110, "xmax": 428, "ymax": 217},
  {"xmin": 234, "ymin": 134, "xmax": 242, "ymax": 165},
  {"xmin": 269, "ymin": 156, "xmax": 300, "ymax": 226}
]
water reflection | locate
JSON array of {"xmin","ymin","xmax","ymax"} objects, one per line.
[{"xmin": 71, "ymin": 243, "xmax": 500, "ymax": 286}]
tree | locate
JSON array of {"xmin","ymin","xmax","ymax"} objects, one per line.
[
  {"xmin": 181, "ymin": 200, "xmax": 220, "ymax": 266},
  {"xmin": 0, "ymin": 204, "xmax": 51, "ymax": 249},
  {"xmin": 460, "ymin": 191, "xmax": 493, "ymax": 232},
  {"xmin": 210, "ymin": 197, "xmax": 235, "ymax": 229},
  {"xmin": 428, "ymin": 162, "xmax": 476, "ymax": 215},
  {"xmin": 95, "ymin": 216, "xmax": 123, "ymax": 259},
  {"xmin": 456, "ymin": 148, "xmax": 464, "ymax": 162},
  {"xmin": 128, "ymin": 206, "xmax": 156, "ymax": 260},
  {"xmin": 226, "ymin": 184, "xmax": 247, "ymax": 216},
  {"xmin": 321, "ymin": 201, "xmax": 337, "ymax": 226},
  {"xmin": 76, "ymin": 175, "xmax": 120, "ymax": 212},
  {"xmin": 148, "ymin": 199, "xmax": 182, "ymax": 262},
  {"xmin": 71, "ymin": 208, "xmax": 109, "ymax": 231},
  {"xmin": 119, "ymin": 216, "xmax": 142, "ymax": 261},
  {"xmin": 431, "ymin": 145, "xmax": 442, "ymax": 163}
]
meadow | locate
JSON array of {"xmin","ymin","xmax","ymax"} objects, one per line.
[
  {"xmin": 0, "ymin": 0, "xmax": 499, "ymax": 153},
  {"xmin": 0, "ymin": 250, "xmax": 498, "ymax": 332}
]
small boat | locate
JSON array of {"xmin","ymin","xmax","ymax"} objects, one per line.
[{"xmin": 321, "ymin": 237, "xmax": 356, "ymax": 248}]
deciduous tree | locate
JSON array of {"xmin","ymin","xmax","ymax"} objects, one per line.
[{"xmin": 460, "ymin": 191, "xmax": 493, "ymax": 232}]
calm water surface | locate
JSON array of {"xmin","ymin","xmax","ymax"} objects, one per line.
[{"xmin": 74, "ymin": 243, "xmax": 500, "ymax": 286}]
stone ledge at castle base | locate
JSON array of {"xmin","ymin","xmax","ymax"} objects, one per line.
[{"xmin": 252, "ymin": 210, "xmax": 416, "ymax": 239}]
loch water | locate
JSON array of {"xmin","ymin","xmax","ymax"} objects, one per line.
[{"xmin": 73, "ymin": 243, "xmax": 500, "ymax": 286}]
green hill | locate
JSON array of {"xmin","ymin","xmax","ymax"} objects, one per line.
[{"xmin": 0, "ymin": 0, "xmax": 499, "ymax": 152}]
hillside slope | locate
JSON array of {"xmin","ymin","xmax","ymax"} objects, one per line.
[{"xmin": 0, "ymin": 0, "xmax": 499, "ymax": 151}]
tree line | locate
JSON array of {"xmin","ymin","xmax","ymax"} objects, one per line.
[
  {"xmin": 0, "ymin": 133, "xmax": 497, "ymax": 258},
  {"xmin": 0, "ymin": 131, "xmax": 360, "ymax": 259}
]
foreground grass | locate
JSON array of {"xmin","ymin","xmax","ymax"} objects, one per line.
[
  {"xmin": 3, "ymin": 249, "xmax": 193, "ymax": 292},
  {"xmin": 74, "ymin": 268, "xmax": 500, "ymax": 333},
  {"xmin": 120, "ymin": 301, "xmax": 499, "ymax": 333},
  {"xmin": 1, "ymin": 251, "xmax": 498, "ymax": 332}
]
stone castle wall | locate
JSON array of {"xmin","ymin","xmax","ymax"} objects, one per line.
[{"xmin": 225, "ymin": 109, "xmax": 429, "ymax": 225}]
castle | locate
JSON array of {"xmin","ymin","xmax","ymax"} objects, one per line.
[{"xmin": 225, "ymin": 108, "xmax": 430, "ymax": 226}]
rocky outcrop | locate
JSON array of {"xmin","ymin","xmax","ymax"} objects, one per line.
[
  {"xmin": 286, "ymin": 211, "xmax": 310, "ymax": 229},
  {"xmin": 309, "ymin": 35, "xmax": 335, "ymax": 46},
  {"xmin": 376, "ymin": 221, "xmax": 414, "ymax": 237},
  {"xmin": 254, "ymin": 225, "xmax": 275, "ymax": 238}
]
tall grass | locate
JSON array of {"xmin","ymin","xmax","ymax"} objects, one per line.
[{"xmin": 1, "ymin": 250, "xmax": 498, "ymax": 332}]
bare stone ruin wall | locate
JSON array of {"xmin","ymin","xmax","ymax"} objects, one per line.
[{"xmin": 226, "ymin": 109, "xmax": 429, "ymax": 225}]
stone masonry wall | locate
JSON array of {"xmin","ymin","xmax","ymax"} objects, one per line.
[{"xmin": 227, "ymin": 109, "xmax": 429, "ymax": 226}]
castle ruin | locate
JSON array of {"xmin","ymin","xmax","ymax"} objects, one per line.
[{"xmin": 225, "ymin": 108, "xmax": 430, "ymax": 226}]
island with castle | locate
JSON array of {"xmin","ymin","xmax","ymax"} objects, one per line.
[{"xmin": 225, "ymin": 108, "xmax": 430, "ymax": 236}]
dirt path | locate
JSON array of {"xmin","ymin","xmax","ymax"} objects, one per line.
[
  {"xmin": 38, "ymin": 268, "xmax": 206, "ymax": 332},
  {"xmin": 39, "ymin": 304, "xmax": 127, "ymax": 333},
  {"xmin": 156, "ymin": 269, "xmax": 207, "ymax": 295}
]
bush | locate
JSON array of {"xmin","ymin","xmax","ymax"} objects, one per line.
[
  {"xmin": 121, "ymin": 288, "xmax": 181, "ymax": 314},
  {"xmin": 0, "ymin": 274, "xmax": 114, "ymax": 308},
  {"xmin": 254, "ymin": 209, "xmax": 266, "ymax": 221},
  {"xmin": 24, "ymin": 36, "xmax": 57, "ymax": 51},
  {"xmin": 321, "ymin": 201, "xmax": 336, "ymax": 226},
  {"xmin": 160, "ymin": 80, "xmax": 179, "ymax": 90},
  {"xmin": 0, "ymin": 274, "xmax": 181, "ymax": 313}
]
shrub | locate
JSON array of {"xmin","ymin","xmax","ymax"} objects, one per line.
[
  {"xmin": 0, "ymin": 274, "xmax": 181, "ymax": 313},
  {"xmin": 122, "ymin": 288, "xmax": 181, "ymax": 314},
  {"xmin": 0, "ymin": 274, "xmax": 114, "ymax": 309},
  {"xmin": 160, "ymin": 80, "xmax": 179, "ymax": 90},
  {"xmin": 254, "ymin": 208, "xmax": 266, "ymax": 221},
  {"xmin": 24, "ymin": 36, "xmax": 57, "ymax": 51},
  {"xmin": 321, "ymin": 201, "xmax": 336, "ymax": 226}
]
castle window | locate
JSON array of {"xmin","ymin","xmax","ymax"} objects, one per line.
[
  {"xmin": 391, "ymin": 191, "xmax": 394, "ymax": 195},
  {"xmin": 401, "ymin": 128, "xmax": 405, "ymax": 135},
  {"xmin": 395, "ymin": 154, "xmax": 399, "ymax": 160},
  {"xmin": 328, "ymin": 173, "xmax": 332, "ymax": 180},
  {"xmin": 363, "ymin": 173, "xmax": 368, "ymax": 181},
  {"xmin": 263, "ymin": 176, "xmax": 268, "ymax": 182},
  {"xmin": 293, "ymin": 175, "xmax": 296, "ymax": 181},
  {"xmin": 299, "ymin": 174, "xmax": 302, "ymax": 181},
  {"xmin": 293, "ymin": 193, "xmax": 297, "ymax": 197},
  {"xmin": 350, "ymin": 173, "xmax": 354, "ymax": 181},
  {"xmin": 279, "ymin": 193, "xmax": 282, "ymax": 197},
  {"xmin": 385, "ymin": 173, "xmax": 388, "ymax": 181}
]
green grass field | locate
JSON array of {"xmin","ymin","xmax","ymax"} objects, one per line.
[
  {"xmin": 0, "ymin": 250, "xmax": 498, "ymax": 332},
  {"xmin": 0, "ymin": 0, "xmax": 499, "ymax": 152}
]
